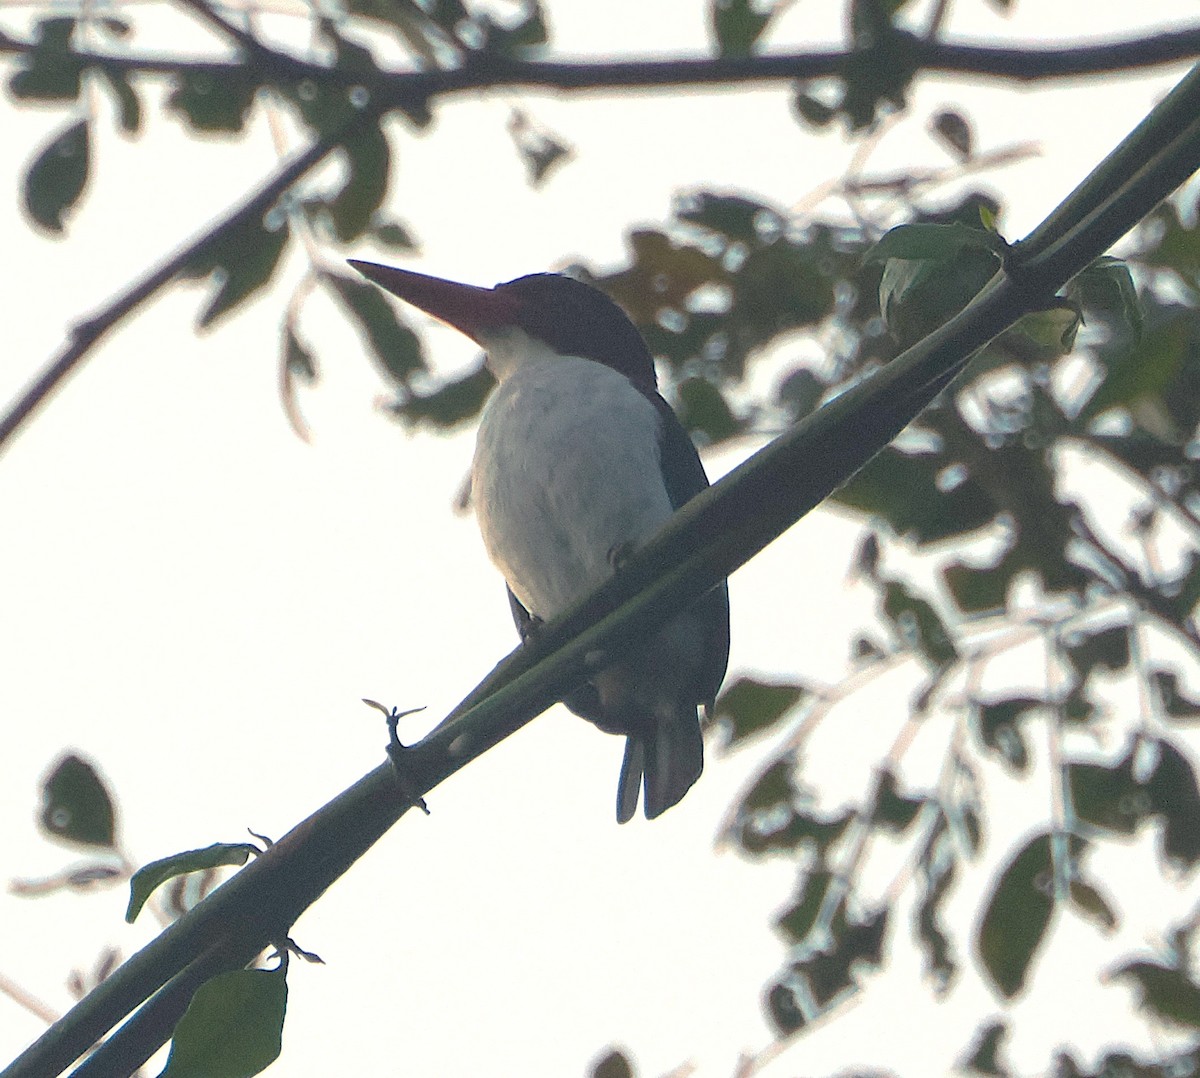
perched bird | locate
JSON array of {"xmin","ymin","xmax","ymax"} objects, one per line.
[{"xmin": 350, "ymin": 261, "xmax": 730, "ymax": 822}]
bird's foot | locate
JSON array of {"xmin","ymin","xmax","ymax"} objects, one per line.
[{"xmin": 607, "ymin": 540, "xmax": 636, "ymax": 571}]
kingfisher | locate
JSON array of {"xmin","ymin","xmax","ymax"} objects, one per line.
[{"xmin": 350, "ymin": 261, "xmax": 730, "ymax": 822}]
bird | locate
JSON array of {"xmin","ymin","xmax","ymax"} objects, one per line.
[{"xmin": 350, "ymin": 261, "xmax": 730, "ymax": 822}]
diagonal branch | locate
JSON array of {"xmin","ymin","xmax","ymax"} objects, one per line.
[
  {"xmin": 7, "ymin": 60, "xmax": 1199, "ymax": 1078},
  {"xmin": 0, "ymin": 125, "xmax": 356, "ymax": 455}
]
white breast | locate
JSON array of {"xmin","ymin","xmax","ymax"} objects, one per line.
[{"xmin": 471, "ymin": 353, "xmax": 672, "ymax": 621}]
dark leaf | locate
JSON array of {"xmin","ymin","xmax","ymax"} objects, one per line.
[
  {"xmin": 713, "ymin": 677, "xmax": 806, "ymax": 747},
  {"xmin": 803, "ymin": 907, "xmax": 889, "ymax": 1005},
  {"xmin": 40, "ymin": 754, "xmax": 115, "ymax": 849},
  {"xmin": 710, "ymin": 0, "xmax": 772, "ymax": 57},
  {"xmin": 324, "ymin": 271, "xmax": 426, "ymax": 384},
  {"xmin": 127, "ymin": 843, "xmax": 257, "ymax": 923},
  {"xmin": 161, "ymin": 966, "xmax": 287, "ymax": 1078},
  {"xmin": 327, "ymin": 123, "xmax": 390, "ymax": 242},
  {"xmin": 23, "ymin": 119, "xmax": 90, "ymax": 235},
  {"xmin": 1082, "ymin": 316, "xmax": 1191, "ymax": 421},
  {"xmin": 675, "ymin": 376, "xmax": 742, "ymax": 444},
  {"xmin": 479, "ymin": 2, "xmax": 547, "ymax": 53},
  {"xmin": 961, "ymin": 1019, "xmax": 1009, "ymax": 1076},
  {"xmin": 9, "ymin": 18, "xmax": 83, "ymax": 102},
  {"xmin": 792, "ymin": 87, "xmax": 837, "ymax": 127},
  {"xmin": 1068, "ymin": 879, "xmax": 1118, "ymax": 933},
  {"xmin": 591, "ymin": 1049, "xmax": 634, "ymax": 1078},
  {"xmin": 1063, "ymin": 625, "xmax": 1130, "ymax": 677},
  {"xmin": 932, "ymin": 109, "xmax": 973, "ymax": 160},
  {"xmin": 97, "ymin": 67, "xmax": 142, "ymax": 135},
  {"xmin": 766, "ymin": 980, "xmax": 806, "ymax": 1034},
  {"xmin": 391, "ymin": 365, "xmax": 496, "ymax": 429},
  {"xmin": 776, "ymin": 869, "xmax": 833, "ymax": 945},
  {"xmin": 370, "ymin": 218, "xmax": 418, "ymax": 251},
  {"xmin": 881, "ymin": 578, "xmax": 958, "ymax": 666},
  {"xmin": 1153, "ymin": 668, "xmax": 1200, "ymax": 723},
  {"xmin": 1112, "ymin": 960, "xmax": 1200, "ymax": 1028},
  {"xmin": 1146, "ymin": 739, "xmax": 1200, "ymax": 867},
  {"xmin": 916, "ymin": 833, "xmax": 957, "ymax": 990},
  {"xmin": 976, "ymin": 831, "xmax": 1064, "ymax": 998},
  {"xmin": 1068, "ymin": 256, "xmax": 1142, "ymax": 340},
  {"xmin": 866, "ymin": 223, "xmax": 1003, "ymax": 265},
  {"xmin": 183, "ymin": 213, "xmax": 290, "ymax": 328},
  {"xmin": 167, "ymin": 68, "xmax": 259, "ymax": 133},
  {"xmin": 874, "ymin": 769, "xmax": 923, "ymax": 831},
  {"xmin": 877, "ymin": 243, "xmax": 1001, "ymax": 347},
  {"xmin": 973, "ymin": 697, "xmax": 1040, "ymax": 774},
  {"xmin": 1068, "ymin": 752, "xmax": 1147, "ymax": 835},
  {"xmin": 677, "ymin": 192, "xmax": 776, "ymax": 245},
  {"xmin": 834, "ymin": 446, "xmax": 996, "ymax": 545}
]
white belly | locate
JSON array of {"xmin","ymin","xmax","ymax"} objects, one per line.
[{"xmin": 471, "ymin": 356, "xmax": 673, "ymax": 621}]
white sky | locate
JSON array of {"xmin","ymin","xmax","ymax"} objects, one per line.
[{"xmin": 2, "ymin": 2, "xmax": 1200, "ymax": 1076}]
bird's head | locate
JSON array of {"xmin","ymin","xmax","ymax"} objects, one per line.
[{"xmin": 350, "ymin": 261, "xmax": 657, "ymax": 389}]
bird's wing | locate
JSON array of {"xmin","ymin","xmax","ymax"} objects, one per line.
[
  {"xmin": 649, "ymin": 392, "xmax": 731, "ymax": 709},
  {"xmin": 507, "ymin": 585, "xmax": 606, "ymax": 722}
]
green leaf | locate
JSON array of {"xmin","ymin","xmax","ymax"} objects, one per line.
[
  {"xmin": 127, "ymin": 843, "xmax": 257, "ymax": 924},
  {"xmin": 325, "ymin": 271, "xmax": 426, "ymax": 384},
  {"xmin": 973, "ymin": 697, "xmax": 1039, "ymax": 774},
  {"xmin": 961, "ymin": 1019, "xmax": 1008, "ymax": 1076},
  {"xmin": 976, "ymin": 831, "xmax": 1062, "ymax": 998},
  {"xmin": 389, "ymin": 364, "xmax": 495, "ymax": 429},
  {"xmin": 1063, "ymin": 625, "xmax": 1129, "ymax": 677},
  {"xmin": 1068, "ymin": 879, "xmax": 1117, "ymax": 933},
  {"xmin": 677, "ymin": 192, "xmax": 775, "ymax": 244},
  {"xmin": 873, "ymin": 769, "xmax": 923, "ymax": 831},
  {"xmin": 931, "ymin": 109, "xmax": 972, "ymax": 161},
  {"xmin": 9, "ymin": 18, "xmax": 84, "ymax": 102},
  {"xmin": 675, "ymin": 377, "xmax": 742, "ymax": 444},
  {"xmin": 98, "ymin": 66, "xmax": 143, "ymax": 134},
  {"xmin": 713, "ymin": 677, "xmax": 807, "ymax": 747},
  {"xmin": 370, "ymin": 218, "xmax": 418, "ymax": 252},
  {"xmin": 40, "ymin": 753, "xmax": 116, "ymax": 848},
  {"xmin": 711, "ymin": 0, "xmax": 772, "ymax": 57},
  {"xmin": 167, "ymin": 68, "xmax": 259, "ymax": 133},
  {"xmin": 834, "ymin": 446, "xmax": 996, "ymax": 544},
  {"xmin": 161, "ymin": 966, "xmax": 287, "ymax": 1078},
  {"xmin": 865, "ymin": 222, "xmax": 1004, "ymax": 264},
  {"xmin": 881, "ymin": 578, "xmax": 958, "ymax": 665},
  {"xmin": 1068, "ymin": 753, "xmax": 1146, "ymax": 835},
  {"xmin": 1112, "ymin": 961, "xmax": 1200, "ymax": 1028},
  {"xmin": 327, "ymin": 123, "xmax": 391, "ymax": 242},
  {"xmin": 1082, "ymin": 316, "xmax": 1191, "ymax": 420},
  {"xmin": 591, "ymin": 1049, "xmax": 634, "ymax": 1078},
  {"xmin": 1068, "ymin": 255, "xmax": 1142, "ymax": 340},
  {"xmin": 183, "ymin": 213, "xmax": 290, "ymax": 328},
  {"xmin": 1153, "ymin": 669, "xmax": 1200, "ymax": 723},
  {"xmin": 776, "ymin": 869, "xmax": 833, "ymax": 944},
  {"xmin": 480, "ymin": 2, "xmax": 547, "ymax": 53},
  {"xmin": 1146, "ymin": 739, "xmax": 1200, "ymax": 867},
  {"xmin": 23, "ymin": 119, "xmax": 90, "ymax": 235}
]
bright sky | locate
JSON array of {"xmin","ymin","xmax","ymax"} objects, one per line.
[{"xmin": 2, "ymin": 3, "xmax": 1200, "ymax": 1076}]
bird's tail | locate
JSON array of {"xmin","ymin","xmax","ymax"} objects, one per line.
[{"xmin": 616, "ymin": 706, "xmax": 704, "ymax": 823}]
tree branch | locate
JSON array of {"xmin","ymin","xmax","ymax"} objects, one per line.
[
  {"xmin": 3, "ymin": 25, "xmax": 1200, "ymax": 104},
  {"xmin": 0, "ymin": 126, "xmax": 353, "ymax": 455},
  {"xmin": 8, "ymin": 59, "xmax": 1200, "ymax": 1078}
]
